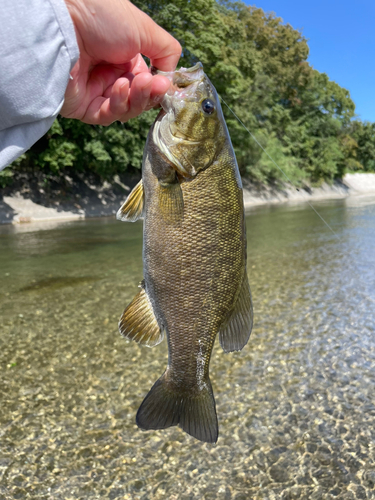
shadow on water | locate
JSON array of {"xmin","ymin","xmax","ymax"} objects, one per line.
[
  {"xmin": 0, "ymin": 196, "xmax": 17, "ymax": 225},
  {"xmin": 0, "ymin": 197, "xmax": 375, "ymax": 499}
]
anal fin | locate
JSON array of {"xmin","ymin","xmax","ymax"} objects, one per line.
[
  {"xmin": 219, "ymin": 273, "xmax": 253, "ymax": 353},
  {"xmin": 119, "ymin": 281, "xmax": 163, "ymax": 347},
  {"xmin": 117, "ymin": 179, "xmax": 144, "ymax": 222}
]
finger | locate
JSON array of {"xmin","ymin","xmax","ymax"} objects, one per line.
[
  {"xmin": 82, "ymin": 96, "xmax": 113, "ymax": 126},
  {"xmin": 129, "ymin": 4, "xmax": 182, "ymax": 71},
  {"xmin": 147, "ymin": 74, "xmax": 171, "ymax": 106},
  {"xmin": 88, "ymin": 64, "xmax": 127, "ymax": 102},
  {"xmin": 103, "ymin": 56, "xmax": 147, "ymax": 99},
  {"xmin": 125, "ymin": 72, "xmax": 153, "ymax": 119},
  {"xmin": 129, "ymin": 54, "xmax": 150, "ymax": 75},
  {"xmin": 109, "ymin": 78, "xmax": 130, "ymax": 116},
  {"xmin": 103, "ymin": 72, "xmax": 133, "ymax": 99},
  {"xmin": 130, "ymin": 78, "xmax": 168, "ymax": 112},
  {"xmin": 106, "ymin": 73, "xmax": 169, "ymax": 120},
  {"xmin": 148, "ymin": 38, "xmax": 182, "ymax": 73},
  {"xmin": 107, "ymin": 73, "xmax": 170, "ymax": 119},
  {"xmin": 83, "ymin": 72, "xmax": 152, "ymax": 124},
  {"xmin": 109, "ymin": 54, "xmax": 149, "ymax": 77},
  {"xmin": 81, "ymin": 70, "xmax": 171, "ymax": 125}
]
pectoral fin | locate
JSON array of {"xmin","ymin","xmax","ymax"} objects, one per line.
[
  {"xmin": 117, "ymin": 179, "xmax": 144, "ymax": 222},
  {"xmin": 157, "ymin": 182, "xmax": 184, "ymax": 224},
  {"xmin": 119, "ymin": 282, "xmax": 163, "ymax": 347},
  {"xmin": 219, "ymin": 273, "xmax": 253, "ymax": 353}
]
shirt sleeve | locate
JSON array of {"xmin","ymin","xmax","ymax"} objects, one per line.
[{"xmin": 0, "ymin": 0, "xmax": 79, "ymax": 171}]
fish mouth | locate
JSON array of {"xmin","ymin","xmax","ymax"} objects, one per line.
[
  {"xmin": 152, "ymin": 62, "xmax": 204, "ymax": 86},
  {"xmin": 151, "ymin": 63, "xmax": 205, "ymax": 178},
  {"xmin": 153, "ymin": 62, "xmax": 205, "ymax": 111},
  {"xmin": 168, "ymin": 62, "xmax": 205, "ymax": 90}
]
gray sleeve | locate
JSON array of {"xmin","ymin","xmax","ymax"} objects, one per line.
[{"xmin": 0, "ymin": 0, "xmax": 79, "ymax": 171}]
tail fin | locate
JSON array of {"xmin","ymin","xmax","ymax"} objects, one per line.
[{"xmin": 136, "ymin": 373, "xmax": 218, "ymax": 443}]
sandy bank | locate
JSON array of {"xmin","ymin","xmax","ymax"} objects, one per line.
[{"xmin": 1, "ymin": 173, "xmax": 375, "ymax": 225}]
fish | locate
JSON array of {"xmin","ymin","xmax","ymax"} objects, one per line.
[{"xmin": 116, "ymin": 62, "xmax": 253, "ymax": 443}]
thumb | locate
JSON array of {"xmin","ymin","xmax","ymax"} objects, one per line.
[{"xmin": 129, "ymin": 2, "xmax": 182, "ymax": 71}]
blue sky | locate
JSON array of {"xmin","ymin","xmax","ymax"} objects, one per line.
[{"xmin": 245, "ymin": 0, "xmax": 375, "ymax": 122}]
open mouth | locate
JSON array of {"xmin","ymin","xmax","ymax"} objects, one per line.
[
  {"xmin": 172, "ymin": 62, "xmax": 204, "ymax": 86},
  {"xmin": 155, "ymin": 63, "xmax": 205, "ymax": 103}
]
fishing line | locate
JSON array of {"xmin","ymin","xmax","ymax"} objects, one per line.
[
  {"xmin": 219, "ymin": 96, "xmax": 343, "ymax": 242},
  {"xmin": 220, "ymin": 96, "xmax": 375, "ymax": 305}
]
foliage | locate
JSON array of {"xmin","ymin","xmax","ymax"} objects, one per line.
[
  {"xmin": 17, "ymin": 110, "xmax": 159, "ymax": 180},
  {"xmin": 349, "ymin": 121, "xmax": 375, "ymax": 172},
  {"xmin": 0, "ymin": 167, "xmax": 14, "ymax": 188},
  {"xmin": 9, "ymin": 0, "xmax": 375, "ymax": 184}
]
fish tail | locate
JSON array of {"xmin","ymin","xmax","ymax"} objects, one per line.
[{"xmin": 136, "ymin": 373, "xmax": 218, "ymax": 443}]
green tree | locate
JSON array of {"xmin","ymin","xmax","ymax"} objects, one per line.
[
  {"xmin": 9, "ymin": 0, "xmax": 364, "ymax": 186},
  {"xmin": 350, "ymin": 121, "xmax": 375, "ymax": 172}
]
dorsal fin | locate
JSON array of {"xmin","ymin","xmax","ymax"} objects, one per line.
[
  {"xmin": 219, "ymin": 273, "xmax": 253, "ymax": 353},
  {"xmin": 117, "ymin": 179, "xmax": 144, "ymax": 222},
  {"xmin": 119, "ymin": 282, "xmax": 163, "ymax": 347}
]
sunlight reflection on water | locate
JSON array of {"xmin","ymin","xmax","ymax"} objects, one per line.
[{"xmin": 0, "ymin": 197, "xmax": 374, "ymax": 499}]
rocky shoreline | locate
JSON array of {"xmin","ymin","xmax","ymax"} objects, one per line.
[{"xmin": 1, "ymin": 172, "xmax": 375, "ymax": 225}]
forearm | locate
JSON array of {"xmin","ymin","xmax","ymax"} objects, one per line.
[{"xmin": 0, "ymin": 0, "xmax": 79, "ymax": 170}]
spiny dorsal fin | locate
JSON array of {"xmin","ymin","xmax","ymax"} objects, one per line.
[
  {"xmin": 219, "ymin": 273, "xmax": 253, "ymax": 353},
  {"xmin": 157, "ymin": 182, "xmax": 184, "ymax": 224},
  {"xmin": 117, "ymin": 179, "xmax": 144, "ymax": 222},
  {"xmin": 119, "ymin": 282, "xmax": 163, "ymax": 347}
]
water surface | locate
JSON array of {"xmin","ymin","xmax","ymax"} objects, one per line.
[{"xmin": 1, "ymin": 197, "xmax": 375, "ymax": 499}]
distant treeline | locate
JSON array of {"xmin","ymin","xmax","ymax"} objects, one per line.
[{"xmin": 6, "ymin": 0, "xmax": 375, "ymax": 186}]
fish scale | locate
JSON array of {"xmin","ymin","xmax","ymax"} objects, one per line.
[{"xmin": 117, "ymin": 62, "xmax": 253, "ymax": 443}]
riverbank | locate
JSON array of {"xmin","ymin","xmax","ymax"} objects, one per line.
[{"xmin": 1, "ymin": 171, "xmax": 375, "ymax": 225}]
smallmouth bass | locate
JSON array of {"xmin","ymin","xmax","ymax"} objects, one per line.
[{"xmin": 117, "ymin": 63, "xmax": 253, "ymax": 443}]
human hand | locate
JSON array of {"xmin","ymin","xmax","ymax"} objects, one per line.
[{"xmin": 61, "ymin": 0, "xmax": 181, "ymax": 125}]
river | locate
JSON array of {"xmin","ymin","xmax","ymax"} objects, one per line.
[{"xmin": 0, "ymin": 196, "xmax": 374, "ymax": 499}]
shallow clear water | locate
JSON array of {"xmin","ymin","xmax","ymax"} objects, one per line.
[{"xmin": 1, "ymin": 196, "xmax": 375, "ymax": 500}]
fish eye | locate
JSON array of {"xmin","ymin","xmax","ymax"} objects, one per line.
[{"xmin": 201, "ymin": 98, "xmax": 215, "ymax": 115}]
